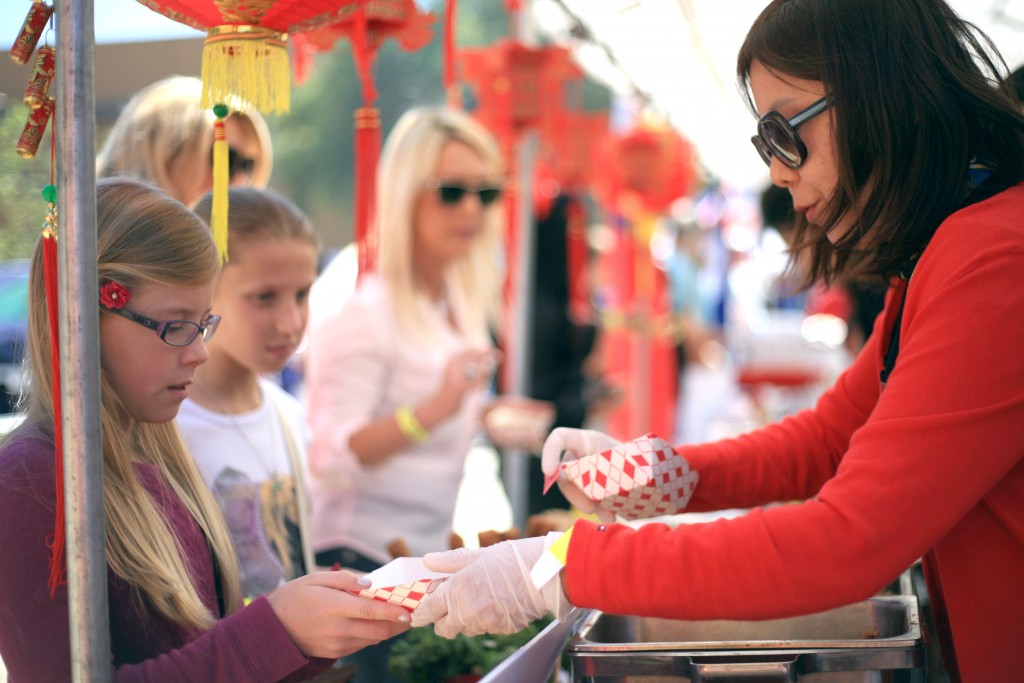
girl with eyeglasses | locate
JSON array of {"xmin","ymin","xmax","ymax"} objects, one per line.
[
  {"xmin": 409, "ymin": 1, "xmax": 1024, "ymax": 680},
  {"xmin": 304, "ymin": 106, "xmax": 507, "ymax": 682},
  {"xmin": 0, "ymin": 178, "xmax": 411, "ymax": 682}
]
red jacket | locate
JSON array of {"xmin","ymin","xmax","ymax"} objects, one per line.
[{"xmin": 566, "ymin": 183, "xmax": 1024, "ymax": 682}]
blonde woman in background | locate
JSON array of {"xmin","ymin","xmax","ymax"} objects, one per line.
[
  {"xmin": 304, "ymin": 106, "xmax": 506, "ymax": 682},
  {"xmin": 97, "ymin": 75, "xmax": 272, "ymax": 205}
]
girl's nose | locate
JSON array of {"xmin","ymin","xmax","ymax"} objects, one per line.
[
  {"xmin": 277, "ymin": 300, "xmax": 306, "ymax": 337},
  {"xmin": 181, "ymin": 333, "xmax": 210, "ymax": 366}
]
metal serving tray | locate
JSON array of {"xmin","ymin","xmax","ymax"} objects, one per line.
[{"xmin": 566, "ymin": 595, "xmax": 922, "ymax": 682}]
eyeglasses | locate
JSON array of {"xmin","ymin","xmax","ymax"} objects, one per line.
[
  {"xmin": 209, "ymin": 147, "xmax": 256, "ymax": 179},
  {"xmin": 426, "ymin": 180, "xmax": 503, "ymax": 207},
  {"xmin": 102, "ymin": 305, "xmax": 221, "ymax": 347},
  {"xmin": 751, "ymin": 97, "xmax": 830, "ymax": 168}
]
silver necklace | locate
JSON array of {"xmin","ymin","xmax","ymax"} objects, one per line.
[{"xmin": 193, "ymin": 377, "xmax": 283, "ymax": 492}]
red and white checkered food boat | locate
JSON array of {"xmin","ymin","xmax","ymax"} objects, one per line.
[
  {"xmin": 561, "ymin": 433, "xmax": 699, "ymax": 520},
  {"xmin": 357, "ymin": 577, "xmax": 447, "ymax": 612}
]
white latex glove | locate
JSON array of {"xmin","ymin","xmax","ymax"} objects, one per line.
[
  {"xmin": 540, "ymin": 427, "xmax": 621, "ymax": 522},
  {"xmin": 410, "ymin": 537, "xmax": 574, "ymax": 638}
]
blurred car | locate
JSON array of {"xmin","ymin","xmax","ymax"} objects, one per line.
[{"xmin": 0, "ymin": 259, "xmax": 29, "ymax": 416}]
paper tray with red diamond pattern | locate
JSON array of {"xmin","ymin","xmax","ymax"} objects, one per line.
[
  {"xmin": 357, "ymin": 577, "xmax": 447, "ymax": 612},
  {"xmin": 561, "ymin": 433, "xmax": 699, "ymax": 520},
  {"xmin": 351, "ymin": 557, "xmax": 451, "ymax": 612}
]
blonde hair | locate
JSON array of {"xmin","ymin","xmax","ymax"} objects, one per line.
[
  {"xmin": 376, "ymin": 106, "xmax": 505, "ymax": 344},
  {"xmin": 192, "ymin": 186, "xmax": 319, "ymax": 261},
  {"xmin": 20, "ymin": 177, "xmax": 242, "ymax": 629},
  {"xmin": 96, "ymin": 75, "xmax": 273, "ymax": 204}
]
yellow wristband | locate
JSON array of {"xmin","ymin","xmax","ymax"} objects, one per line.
[
  {"xmin": 395, "ymin": 404, "xmax": 429, "ymax": 443},
  {"xmin": 529, "ymin": 523, "xmax": 575, "ymax": 590}
]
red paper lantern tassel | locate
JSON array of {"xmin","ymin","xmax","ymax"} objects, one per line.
[
  {"xmin": 498, "ymin": 188, "xmax": 519, "ymax": 394},
  {"xmin": 565, "ymin": 196, "xmax": 589, "ymax": 322},
  {"xmin": 444, "ymin": 0, "xmax": 461, "ymax": 108},
  {"xmin": 354, "ymin": 107, "xmax": 380, "ymax": 277},
  {"xmin": 349, "ymin": 5, "xmax": 381, "ymax": 278},
  {"xmin": 41, "ymin": 184, "xmax": 64, "ymax": 596}
]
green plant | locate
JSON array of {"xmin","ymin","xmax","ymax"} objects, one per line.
[{"xmin": 387, "ymin": 617, "xmax": 553, "ymax": 683}]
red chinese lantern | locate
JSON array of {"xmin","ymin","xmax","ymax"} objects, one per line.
[
  {"xmin": 595, "ymin": 122, "xmax": 697, "ymax": 217},
  {"xmin": 136, "ymin": 0, "xmax": 366, "ymax": 114},
  {"xmin": 591, "ymin": 122, "xmax": 697, "ymax": 441},
  {"xmin": 290, "ymin": 0, "xmax": 435, "ymax": 276},
  {"xmin": 460, "ymin": 40, "xmax": 608, "ymax": 389}
]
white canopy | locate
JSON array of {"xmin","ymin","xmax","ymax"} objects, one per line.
[{"xmin": 532, "ymin": 0, "xmax": 1024, "ymax": 190}]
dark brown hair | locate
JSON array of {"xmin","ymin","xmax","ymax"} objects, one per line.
[{"xmin": 738, "ymin": 0, "xmax": 1024, "ymax": 284}]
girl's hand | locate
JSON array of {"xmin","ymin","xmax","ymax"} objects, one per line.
[{"xmin": 266, "ymin": 570, "xmax": 411, "ymax": 659}]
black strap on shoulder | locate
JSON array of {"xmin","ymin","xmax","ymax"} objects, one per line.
[
  {"xmin": 878, "ymin": 163, "xmax": 995, "ymax": 387},
  {"xmin": 879, "ymin": 283, "xmax": 909, "ymax": 385}
]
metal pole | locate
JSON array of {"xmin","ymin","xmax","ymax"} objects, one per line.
[
  {"xmin": 501, "ymin": 0, "xmax": 538, "ymax": 530},
  {"xmin": 55, "ymin": 0, "xmax": 111, "ymax": 680},
  {"xmin": 503, "ymin": 131, "xmax": 539, "ymax": 530}
]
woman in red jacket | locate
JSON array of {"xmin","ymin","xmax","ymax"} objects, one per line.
[{"xmin": 411, "ymin": 1, "xmax": 1024, "ymax": 680}]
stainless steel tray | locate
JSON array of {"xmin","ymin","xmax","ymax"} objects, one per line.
[{"xmin": 566, "ymin": 595, "xmax": 922, "ymax": 682}]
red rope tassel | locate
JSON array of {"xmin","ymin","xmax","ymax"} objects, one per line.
[
  {"xmin": 444, "ymin": 0, "xmax": 461, "ymax": 108},
  {"xmin": 565, "ymin": 197, "xmax": 589, "ymax": 322},
  {"xmin": 498, "ymin": 190, "xmax": 518, "ymax": 394},
  {"xmin": 43, "ymin": 113, "xmax": 65, "ymax": 596},
  {"xmin": 354, "ymin": 107, "xmax": 380, "ymax": 278},
  {"xmin": 43, "ymin": 223, "xmax": 64, "ymax": 596},
  {"xmin": 351, "ymin": 5, "xmax": 379, "ymax": 278}
]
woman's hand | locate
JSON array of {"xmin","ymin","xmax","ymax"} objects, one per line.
[
  {"xmin": 482, "ymin": 395, "xmax": 556, "ymax": 452},
  {"xmin": 411, "ymin": 537, "xmax": 573, "ymax": 638},
  {"xmin": 427, "ymin": 348, "xmax": 501, "ymax": 422},
  {"xmin": 541, "ymin": 427, "xmax": 621, "ymax": 521},
  {"xmin": 266, "ymin": 570, "xmax": 411, "ymax": 659}
]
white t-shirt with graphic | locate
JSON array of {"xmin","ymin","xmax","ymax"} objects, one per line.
[{"xmin": 177, "ymin": 378, "xmax": 312, "ymax": 598}]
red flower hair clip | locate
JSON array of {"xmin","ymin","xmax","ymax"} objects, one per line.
[{"xmin": 99, "ymin": 281, "xmax": 130, "ymax": 310}]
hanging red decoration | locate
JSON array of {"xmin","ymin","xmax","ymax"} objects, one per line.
[
  {"xmin": 16, "ymin": 95, "xmax": 54, "ymax": 159},
  {"xmin": 594, "ymin": 122, "xmax": 697, "ymax": 217},
  {"xmin": 23, "ymin": 45, "xmax": 56, "ymax": 110},
  {"xmin": 9, "ymin": 0, "xmax": 53, "ymax": 65},
  {"xmin": 289, "ymin": 0, "xmax": 435, "ymax": 276},
  {"xmin": 443, "ymin": 0, "xmax": 460, "ymax": 108},
  {"xmin": 135, "ymin": 0, "xmax": 367, "ymax": 114},
  {"xmin": 459, "ymin": 39, "xmax": 606, "ymax": 390}
]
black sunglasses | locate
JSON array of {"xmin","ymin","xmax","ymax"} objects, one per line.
[
  {"xmin": 426, "ymin": 180, "xmax": 503, "ymax": 207},
  {"xmin": 102, "ymin": 305, "xmax": 221, "ymax": 347},
  {"xmin": 210, "ymin": 147, "xmax": 256, "ymax": 179},
  {"xmin": 751, "ymin": 97, "xmax": 830, "ymax": 168}
]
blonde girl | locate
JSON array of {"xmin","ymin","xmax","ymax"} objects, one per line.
[
  {"xmin": 182, "ymin": 187, "xmax": 320, "ymax": 600},
  {"xmin": 0, "ymin": 177, "xmax": 409, "ymax": 682}
]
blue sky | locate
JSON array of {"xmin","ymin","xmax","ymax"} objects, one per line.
[{"xmin": 1, "ymin": 0, "xmax": 203, "ymax": 48}]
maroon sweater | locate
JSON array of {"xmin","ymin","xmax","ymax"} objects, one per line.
[
  {"xmin": 0, "ymin": 424, "xmax": 332, "ymax": 682},
  {"xmin": 566, "ymin": 183, "xmax": 1024, "ymax": 681}
]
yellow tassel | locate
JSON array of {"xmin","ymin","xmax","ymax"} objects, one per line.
[
  {"xmin": 201, "ymin": 25, "xmax": 290, "ymax": 115},
  {"xmin": 211, "ymin": 107, "xmax": 230, "ymax": 263}
]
